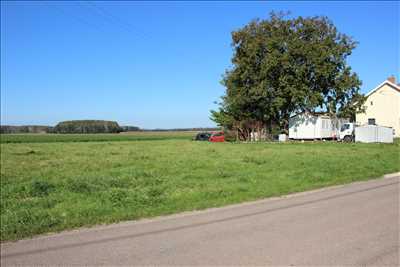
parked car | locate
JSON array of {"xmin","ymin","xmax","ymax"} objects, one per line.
[
  {"xmin": 209, "ymin": 131, "xmax": 225, "ymax": 142},
  {"xmin": 194, "ymin": 132, "xmax": 212, "ymax": 141}
]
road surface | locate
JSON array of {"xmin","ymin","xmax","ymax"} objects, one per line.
[{"xmin": 1, "ymin": 176, "xmax": 399, "ymax": 266}]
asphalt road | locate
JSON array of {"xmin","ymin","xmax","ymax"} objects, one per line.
[{"xmin": 2, "ymin": 176, "xmax": 399, "ymax": 266}]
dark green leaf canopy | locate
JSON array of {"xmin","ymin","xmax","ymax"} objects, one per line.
[{"xmin": 211, "ymin": 12, "xmax": 365, "ymax": 135}]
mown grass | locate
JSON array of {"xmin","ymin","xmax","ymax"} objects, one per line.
[
  {"xmin": 0, "ymin": 131, "xmax": 194, "ymax": 143},
  {"xmin": 1, "ymin": 136, "xmax": 399, "ymax": 241}
]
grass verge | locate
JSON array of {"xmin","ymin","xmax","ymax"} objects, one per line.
[{"xmin": 1, "ymin": 137, "xmax": 399, "ymax": 241}]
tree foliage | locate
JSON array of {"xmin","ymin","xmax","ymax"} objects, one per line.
[
  {"xmin": 0, "ymin": 125, "xmax": 52, "ymax": 134},
  {"xmin": 54, "ymin": 120, "xmax": 122, "ymax": 134},
  {"xmin": 211, "ymin": 12, "xmax": 365, "ymax": 140}
]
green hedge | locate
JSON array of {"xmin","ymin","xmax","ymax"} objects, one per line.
[
  {"xmin": 0, "ymin": 125, "xmax": 52, "ymax": 134},
  {"xmin": 53, "ymin": 120, "xmax": 122, "ymax": 134}
]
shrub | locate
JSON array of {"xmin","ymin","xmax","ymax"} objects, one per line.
[{"xmin": 224, "ymin": 130, "xmax": 237, "ymax": 142}]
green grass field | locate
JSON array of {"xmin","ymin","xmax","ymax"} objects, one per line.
[
  {"xmin": 1, "ymin": 133, "xmax": 399, "ymax": 241},
  {"xmin": 0, "ymin": 131, "xmax": 194, "ymax": 143}
]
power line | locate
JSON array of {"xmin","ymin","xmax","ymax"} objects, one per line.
[
  {"xmin": 81, "ymin": 1, "xmax": 151, "ymax": 40},
  {"xmin": 42, "ymin": 1, "xmax": 107, "ymax": 34}
]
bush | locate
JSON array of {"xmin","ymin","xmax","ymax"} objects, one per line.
[
  {"xmin": 53, "ymin": 120, "xmax": 122, "ymax": 134},
  {"xmin": 224, "ymin": 130, "xmax": 237, "ymax": 142}
]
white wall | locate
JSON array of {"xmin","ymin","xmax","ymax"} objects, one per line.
[{"xmin": 289, "ymin": 114, "xmax": 318, "ymax": 139}]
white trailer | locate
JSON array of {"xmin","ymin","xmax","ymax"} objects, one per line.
[{"xmin": 289, "ymin": 113, "xmax": 348, "ymax": 140}]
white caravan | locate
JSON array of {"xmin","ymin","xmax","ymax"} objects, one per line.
[{"xmin": 289, "ymin": 113, "xmax": 348, "ymax": 140}]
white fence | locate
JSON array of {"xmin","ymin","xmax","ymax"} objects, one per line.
[{"xmin": 355, "ymin": 125, "xmax": 393, "ymax": 143}]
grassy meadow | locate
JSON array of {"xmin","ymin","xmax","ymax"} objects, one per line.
[
  {"xmin": 0, "ymin": 131, "xmax": 195, "ymax": 143},
  {"xmin": 1, "ymin": 132, "xmax": 399, "ymax": 241}
]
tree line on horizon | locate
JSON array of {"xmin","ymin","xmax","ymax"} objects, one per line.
[
  {"xmin": 211, "ymin": 12, "xmax": 366, "ymax": 141},
  {"xmin": 0, "ymin": 121, "xmax": 124, "ymax": 134},
  {"xmin": 0, "ymin": 121, "xmax": 220, "ymax": 134}
]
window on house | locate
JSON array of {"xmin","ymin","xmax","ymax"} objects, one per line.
[
  {"xmin": 370, "ymin": 101, "xmax": 373, "ymax": 106},
  {"xmin": 368, "ymin": 118, "xmax": 376, "ymax": 125}
]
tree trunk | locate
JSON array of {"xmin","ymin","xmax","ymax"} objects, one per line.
[{"xmin": 266, "ymin": 119, "xmax": 272, "ymax": 141}]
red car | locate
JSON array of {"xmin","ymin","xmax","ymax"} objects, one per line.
[{"xmin": 209, "ymin": 131, "xmax": 225, "ymax": 142}]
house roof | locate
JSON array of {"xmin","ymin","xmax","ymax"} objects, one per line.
[
  {"xmin": 365, "ymin": 79, "xmax": 400, "ymax": 97},
  {"xmin": 290, "ymin": 111, "xmax": 333, "ymax": 118}
]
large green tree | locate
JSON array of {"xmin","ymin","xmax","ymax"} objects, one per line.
[{"xmin": 211, "ymin": 12, "xmax": 365, "ymax": 140}]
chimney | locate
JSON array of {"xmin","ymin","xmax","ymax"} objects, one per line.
[{"xmin": 387, "ymin": 75, "xmax": 396, "ymax": 84}]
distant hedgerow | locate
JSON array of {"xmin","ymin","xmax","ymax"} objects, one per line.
[{"xmin": 53, "ymin": 120, "xmax": 122, "ymax": 134}]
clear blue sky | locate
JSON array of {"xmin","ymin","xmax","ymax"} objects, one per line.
[{"xmin": 1, "ymin": 1, "xmax": 399, "ymax": 128}]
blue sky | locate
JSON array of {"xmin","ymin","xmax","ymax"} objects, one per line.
[{"xmin": 1, "ymin": 1, "xmax": 399, "ymax": 128}]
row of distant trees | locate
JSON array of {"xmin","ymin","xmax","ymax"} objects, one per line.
[
  {"xmin": 1, "ymin": 120, "xmax": 132, "ymax": 134},
  {"xmin": 211, "ymin": 12, "xmax": 366, "ymax": 141},
  {"xmin": 52, "ymin": 120, "xmax": 123, "ymax": 134},
  {"xmin": 1, "ymin": 121, "xmax": 219, "ymax": 134},
  {"xmin": 0, "ymin": 125, "xmax": 52, "ymax": 134}
]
